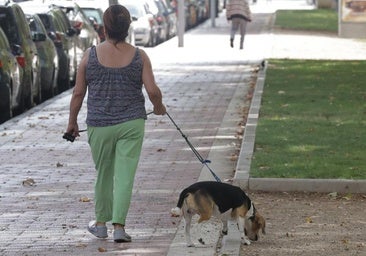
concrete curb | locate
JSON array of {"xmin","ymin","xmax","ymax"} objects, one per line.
[
  {"xmin": 234, "ymin": 63, "xmax": 266, "ymax": 188},
  {"xmin": 234, "ymin": 63, "xmax": 366, "ymax": 194}
]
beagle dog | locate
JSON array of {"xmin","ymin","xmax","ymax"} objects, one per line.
[{"xmin": 171, "ymin": 181, "xmax": 266, "ymax": 247}]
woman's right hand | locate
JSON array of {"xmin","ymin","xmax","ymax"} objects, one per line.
[
  {"xmin": 66, "ymin": 123, "xmax": 80, "ymax": 138},
  {"xmin": 153, "ymin": 104, "xmax": 166, "ymax": 115}
]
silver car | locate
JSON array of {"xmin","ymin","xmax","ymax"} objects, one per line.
[
  {"xmin": 75, "ymin": 0, "xmax": 135, "ymax": 45},
  {"xmin": 0, "ymin": 27, "xmax": 23, "ymax": 122},
  {"xmin": 120, "ymin": 0, "xmax": 159, "ymax": 47},
  {"xmin": 27, "ymin": 14, "xmax": 59, "ymax": 100}
]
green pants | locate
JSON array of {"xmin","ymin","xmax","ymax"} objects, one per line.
[{"xmin": 87, "ymin": 119, "xmax": 145, "ymax": 225}]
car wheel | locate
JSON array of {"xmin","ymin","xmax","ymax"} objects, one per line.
[
  {"xmin": 51, "ymin": 67, "xmax": 59, "ymax": 97},
  {"xmin": 58, "ymin": 75, "xmax": 70, "ymax": 92},
  {"xmin": 34, "ymin": 75, "xmax": 42, "ymax": 105},
  {"xmin": 44, "ymin": 66, "xmax": 57, "ymax": 100},
  {"xmin": 0, "ymin": 84, "xmax": 12, "ymax": 123},
  {"xmin": 58, "ymin": 61, "xmax": 70, "ymax": 92},
  {"xmin": 145, "ymin": 32, "xmax": 153, "ymax": 47},
  {"xmin": 148, "ymin": 30, "xmax": 157, "ymax": 47},
  {"xmin": 23, "ymin": 74, "xmax": 34, "ymax": 109}
]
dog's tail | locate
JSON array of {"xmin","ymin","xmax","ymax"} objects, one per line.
[
  {"xmin": 171, "ymin": 206, "xmax": 182, "ymax": 217},
  {"xmin": 170, "ymin": 188, "xmax": 190, "ymax": 217}
]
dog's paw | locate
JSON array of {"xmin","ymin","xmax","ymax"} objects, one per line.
[
  {"xmin": 171, "ymin": 207, "xmax": 181, "ymax": 217},
  {"xmin": 241, "ymin": 238, "xmax": 251, "ymax": 245}
]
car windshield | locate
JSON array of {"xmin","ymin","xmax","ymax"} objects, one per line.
[
  {"xmin": 82, "ymin": 9, "xmax": 102, "ymax": 24},
  {"xmin": 28, "ymin": 15, "xmax": 44, "ymax": 33},
  {"xmin": 37, "ymin": 14, "xmax": 53, "ymax": 31},
  {"xmin": 124, "ymin": 4, "xmax": 144, "ymax": 18}
]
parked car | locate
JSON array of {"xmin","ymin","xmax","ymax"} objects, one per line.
[
  {"xmin": 160, "ymin": 0, "xmax": 178, "ymax": 38},
  {"xmin": 48, "ymin": 6, "xmax": 80, "ymax": 89},
  {"xmin": 171, "ymin": 0, "xmax": 198, "ymax": 30},
  {"xmin": 0, "ymin": 27, "xmax": 23, "ymax": 122},
  {"xmin": 145, "ymin": 0, "xmax": 170, "ymax": 43},
  {"xmin": 0, "ymin": 3, "xmax": 41, "ymax": 108},
  {"xmin": 48, "ymin": 1, "xmax": 100, "ymax": 51},
  {"xmin": 76, "ymin": 3, "xmax": 105, "ymax": 42},
  {"xmin": 186, "ymin": 0, "xmax": 199, "ymax": 29},
  {"xmin": 26, "ymin": 13, "xmax": 59, "ymax": 100},
  {"xmin": 197, "ymin": 0, "xmax": 209, "ymax": 22},
  {"xmin": 120, "ymin": 0, "xmax": 159, "ymax": 47},
  {"xmin": 77, "ymin": 0, "xmax": 135, "ymax": 45},
  {"xmin": 17, "ymin": 1, "xmax": 79, "ymax": 92}
]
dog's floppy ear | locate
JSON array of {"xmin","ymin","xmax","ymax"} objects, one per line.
[{"xmin": 257, "ymin": 214, "xmax": 266, "ymax": 235}]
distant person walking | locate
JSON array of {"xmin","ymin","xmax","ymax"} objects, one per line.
[
  {"xmin": 65, "ymin": 4, "xmax": 166, "ymax": 243},
  {"xmin": 226, "ymin": 0, "xmax": 252, "ymax": 50}
]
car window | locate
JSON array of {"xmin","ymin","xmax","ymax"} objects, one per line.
[
  {"xmin": 28, "ymin": 15, "xmax": 44, "ymax": 34},
  {"xmin": 124, "ymin": 4, "xmax": 144, "ymax": 18},
  {"xmin": 0, "ymin": 28, "xmax": 9, "ymax": 49},
  {"xmin": 145, "ymin": 0, "xmax": 159, "ymax": 14},
  {"xmin": 82, "ymin": 9, "xmax": 102, "ymax": 24},
  {"xmin": 53, "ymin": 10, "xmax": 69, "ymax": 32},
  {"xmin": 0, "ymin": 9, "xmax": 20, "ymax": 45},
  {"xmin": 154, "ymin": 0, "xmax": 166, "ymax": 13},
  {"xmin": 77, "ymin": 5, "xmax": 94, "ymax": 23},
  {"xmin": 53, "ymin": 9, "xmax": 72, "ymax": 31},
  {"xmin": 13, "ymin": 6, "xmax": 32, "ymax": 39},
  {"xmin": 59, "ymin": 3, "xmax": 90, "ymax": 27},
  {"xmin": 53, "ymin": 13, "xmax": 64, "ymax": 32},
  {"xmin": 38, "ymin": 14, "xmax": 53, "ymax": 31}
]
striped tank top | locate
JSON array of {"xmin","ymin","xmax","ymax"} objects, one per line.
[{"xmin": 85, "ymin": 46, "xmax": 146, "ymax": 127}]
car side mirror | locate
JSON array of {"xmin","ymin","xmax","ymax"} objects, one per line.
[
  {"xmin": 48, "ymin": 31, "xmax": 57, "ymax": 40},
  {"xmin": 11, "ymin": 44, "xmax": 22, "ymax": 56},
  {"xmin": 32, "ymin": 32, "xmax": 47, "ymax": 42},
  {"xmin": 88, "ymin": 17, "xmax": 99, "ymax": 31},
  {"xmin": 66, "ymin": 27, "xmax": 78, "ymax": 36}
]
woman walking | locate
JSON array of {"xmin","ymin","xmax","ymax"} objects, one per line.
[
  {"xmin": 65, "ymin": 4, "xmax": 166, "ymax": 243},
  {"xmin": 226, "ymin": 0, "xmax": 252, "ymax": 50}
]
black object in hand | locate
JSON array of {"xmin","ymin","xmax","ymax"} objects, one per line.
[{"xmin": 63, "ymin": 132, "xmax": 75, "ymax": 142}]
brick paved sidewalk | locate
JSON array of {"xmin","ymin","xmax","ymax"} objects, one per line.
[
  {"xmin": 0, "ymin": 9, "xmax": 261, "ymax": 254},
  {"xmin": 0, "ymin": 64, "xmax": 257, "ymax": 256},
  {"xmin": 3, "ymin": 0, "xmax": 365, "ymax": 255}
]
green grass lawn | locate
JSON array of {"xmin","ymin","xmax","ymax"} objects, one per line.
[
  {"xmin": 275, "ymin": 9, "xmax": 338, "ymax": 32},
  {"xmin": 250, "ymin": 60, "xmax": 366, "ymax": 179}
]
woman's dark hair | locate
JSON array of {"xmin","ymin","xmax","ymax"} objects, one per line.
[{"xmin": 103, "ymin": 4, "xmax": 131, "ymax": 44}]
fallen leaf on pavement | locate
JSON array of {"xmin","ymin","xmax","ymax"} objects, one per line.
[
  {"xmin": 22, "ymin": 178, "xmax": 35, "ymax": 186},
  {"xmin": 98, "ymin": 247, "xmax": 107, "ymax": 252},
  {"xmin": 342, "ymin": 194, "xmax": 352, "ymax": 200},
  {"xmin": 230, "ymin": 154, "xmax": 238, "ymax": 161},
  {"xmin": 305, "ymin": 217, "xmax": 313, "ymax": 223},
  {"xmin": 328, "ymin": 192, "xmax": 338, "ymax": 199}
]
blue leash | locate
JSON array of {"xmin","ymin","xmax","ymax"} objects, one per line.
[{"xmin": 165, "ymin": 112, "xmax": 222, "ymax": 182}]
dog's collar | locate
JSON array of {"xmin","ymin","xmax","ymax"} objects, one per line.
[{"xmin": 246, "ymin": 202, "xmax": 256, "ymax": 220}]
